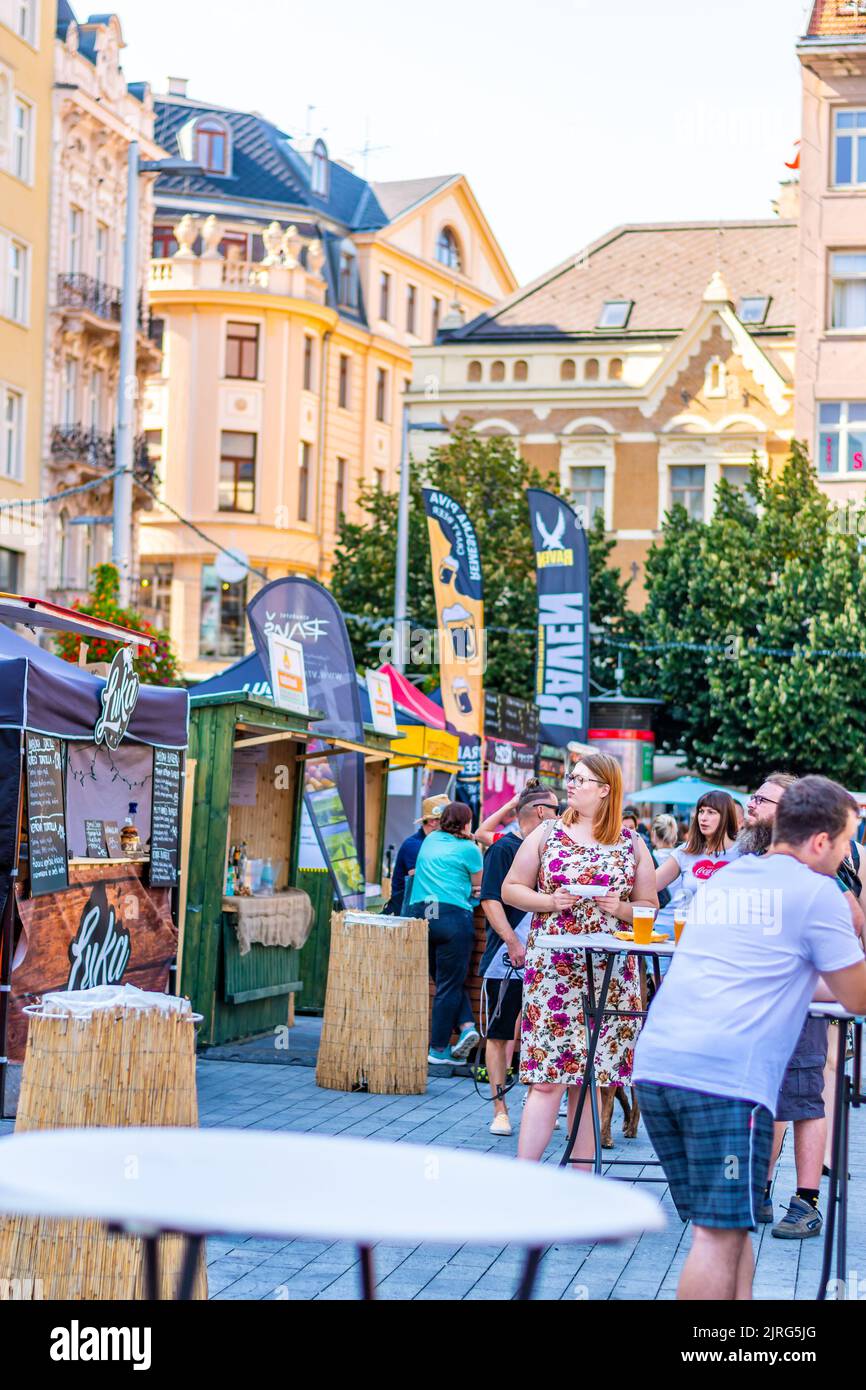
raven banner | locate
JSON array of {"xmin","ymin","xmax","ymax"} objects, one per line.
[
  {"xmin": 527, "ymin": 488, "xmax": 590, "ymax": 748},
  {"xmin": 422, "ymin": 488, "xmax": 485, "ymax": 820}
]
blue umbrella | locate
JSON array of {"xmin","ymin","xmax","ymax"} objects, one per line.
[{"xmin": 625, "ymin": 775, "xmax": 749, "ymax": 807}]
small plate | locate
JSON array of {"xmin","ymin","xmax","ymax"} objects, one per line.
[{"xmin": 614, "ymin": 930, "xmax": 669, "ymax": 943}]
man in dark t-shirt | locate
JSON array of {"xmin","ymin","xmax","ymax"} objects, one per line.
[{"xmin": 480, "ymin": 782, "xmax": 559, "ymax": 1136}]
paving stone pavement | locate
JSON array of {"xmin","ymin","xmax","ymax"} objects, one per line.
[{"xmin": 196, "ymin": 1054, "xmax": 866, "ymax": 1301}]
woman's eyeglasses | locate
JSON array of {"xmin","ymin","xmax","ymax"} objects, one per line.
[{"xmin": 566, "ymin": 775, "xmax": 604, "ymax": 788}]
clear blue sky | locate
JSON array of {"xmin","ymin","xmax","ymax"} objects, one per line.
[{"xmin": 115, "ymin": 0, "xmax": 812, "ymax": 284}]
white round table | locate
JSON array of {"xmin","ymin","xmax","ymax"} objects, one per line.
[{"xmin": 0, "ymin": 1126, "xmax": 665, "ymax": 1300}]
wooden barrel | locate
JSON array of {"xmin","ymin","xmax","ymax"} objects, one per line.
[
  {"xmin": 0, "ymin": 996, "xmax": 207, "ymax": 1300},
  {"xmin": 316, "ymin": 912, "xmax": 428, "ymax": 1095}
]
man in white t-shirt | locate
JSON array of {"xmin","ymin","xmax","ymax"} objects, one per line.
[{"xmin": 633, "ymin": 776, "xmax": 866, "ymax": 1301}]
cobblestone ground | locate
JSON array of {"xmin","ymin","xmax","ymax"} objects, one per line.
[{"xmin": 196, "ymin": 1047, "xmax": 866, "ymax": 1301}]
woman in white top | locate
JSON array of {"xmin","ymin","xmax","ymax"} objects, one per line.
[
  {"xmin": 655, "ymin": 790, "xmax": 741, "ymax": 910},
  {"xmin": 651, "ymin": 814, "xmax": 680, "ymax": 934}
]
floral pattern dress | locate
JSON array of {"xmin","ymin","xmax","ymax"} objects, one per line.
[{"xmin": 519, "ymin": 822, "xmax": 642, "ymax": 1087}]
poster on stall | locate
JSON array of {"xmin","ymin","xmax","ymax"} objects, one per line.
[
  {"xmin": 422, "ymin": 488, "xmax": 485, "ymax": 821},
  {"xmin": 527, "ymin": 488, "xmax": 590, "ymax": 747},
  {"xmin": 267, "ymin": 632, "xmax": 309, "ymax": 716},
  {"xmin": 302, "ymin": 753, "xmax": 365, "ymax": 910},
  {"xmin": 365, "ymin": 670, "xmax": 398, "ymax": 737}
]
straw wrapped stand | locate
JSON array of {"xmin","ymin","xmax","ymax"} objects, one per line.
[
  {"xmin": 0, "ymin": 986, "xmax": 207, "ymax": 1300},
  {"xmin": 316, "ymin": 912, "xmax": 428, "ymax": 1095}
]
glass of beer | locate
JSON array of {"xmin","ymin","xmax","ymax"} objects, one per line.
[
  {"xmin": 632, "ymin": 907, "xmax": 655, "ymax": 945},
  {"xmin": 673, "ymin": 910, "xmax": 687, "ymax": 944}
]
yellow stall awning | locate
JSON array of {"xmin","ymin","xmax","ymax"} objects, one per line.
[{"xmin": 389, "ymin": 723, "xmax": 460, "ymax": 774}]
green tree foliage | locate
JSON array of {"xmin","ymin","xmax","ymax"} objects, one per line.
[
  {"xmin": 625, "ymin": 442, "xmax": 866, "ymax": 784},
  {"xmin": 53, "ymin": 563, "xmax": 182, "ymax": 686},
  {"xmin": 329, "ymin": 427, "xmax": 631, "ymax": 699}
]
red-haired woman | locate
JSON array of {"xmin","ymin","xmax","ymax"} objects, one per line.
[{"xmin": 503, "ymin": 753, "xmax": 658, "ymax": 1164}]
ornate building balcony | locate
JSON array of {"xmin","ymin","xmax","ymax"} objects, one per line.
[
  {"xmin": 148, "ymin": 216, "xmax": 328, "ymax": 307},
  {"xmin": 50, "ymin": 425, "xmax": 156, "ymax": 482},
  {"xmin": 56, "ymin": 273, "xmax": 149, "ymax": 331}
]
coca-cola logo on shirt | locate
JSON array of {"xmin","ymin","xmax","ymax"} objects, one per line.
[{"xmin": 692, "ymin": 858, "xmax": 730, "ymax": 882}]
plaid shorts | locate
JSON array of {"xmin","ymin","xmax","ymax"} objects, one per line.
[{"xmin": 634, "ymin": 1082, "xmax": 774, "ymax": 1230}]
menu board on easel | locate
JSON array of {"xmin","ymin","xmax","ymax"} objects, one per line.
[
  {"xmin": 149, "ymin": 747, "xmax": 183, "ymax": 886},
  {"xmin": 25, "ymin": 733, "xmax": 69, "ymax": 896}
]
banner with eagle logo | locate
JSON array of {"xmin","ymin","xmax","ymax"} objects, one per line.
[{"xmin": 527, "ymin": 489, "xmax": 590, "ymax": 748}]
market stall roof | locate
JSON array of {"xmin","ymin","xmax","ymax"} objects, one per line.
[
  {"xmin": 0, "ymin": 593, "xmax": 155, "ymax": 647},
  {"xmin": 0, "ymin": 624, "xmax": 188, "ymax": 748},
  {"xmin": 625, "ymin": 775, "xmax": 748, "ymax": 807}
]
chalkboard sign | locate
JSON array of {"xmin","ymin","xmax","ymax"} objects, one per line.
[
  {"xmin": 25, "ymin": 733, "xmax": 69, "ymax": 896},
  {"xmin": 149, "ymin": 747, "xmax": 183, "ymax": 886},
  {"xmin": 104, "ymin": 821, "xmax": 123, "ymax": 857},
  {"xmin": 84, "ymin": 819, "xmax": 108, "ymax": 858}
]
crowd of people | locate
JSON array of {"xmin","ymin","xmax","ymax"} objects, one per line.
[{"xmin": 389, "ymin": 759, "xmax": 866, "ymax": 1301}]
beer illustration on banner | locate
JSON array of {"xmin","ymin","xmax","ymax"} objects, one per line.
[{"xmin": 422, "ymin": 488, "xmax": 485, "ymax": 820}]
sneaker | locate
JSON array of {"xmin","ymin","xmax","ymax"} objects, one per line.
[
  {"xmin": 558, "ymin": 1094, "xmax": 569, "ymax": 1117},
  {"xmin": 771, "ymin": 1194, "xmax": 823, "ymax": 1240},
  {"xmin": 450, "ymin": 1025, "xmax": 480, "ymax": 1060},
  {"xmin": 757, "ymin": 1197, "xmax": 774, "ymax": 1224},
  {"xmin": 489, "ymin": 1112, "xmax": 513, "ymax": 1137},
  {"xmin": 428, "ymin": 1047, "xmax": 453, "ymax": 1066}
]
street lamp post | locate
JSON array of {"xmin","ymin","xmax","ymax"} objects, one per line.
[
  {"xmin": 112, "ymin": 147, "xmax": 201, "ymax": 607},
  {"xmin": 393, "ymin": 411, "xmax": 448, "ymax": 674}
]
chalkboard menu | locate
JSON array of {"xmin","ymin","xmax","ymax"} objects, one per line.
[
  {"xmin": 149, "ymin": 748, "xmax": 183, "ymax": 886},
  {"xmin": 84, "ymin": 819, "xmax": 108, "ymax": 858},
  {"xmin": 25, "ymin": 733, "xmax": 69, "ymax": 896}
]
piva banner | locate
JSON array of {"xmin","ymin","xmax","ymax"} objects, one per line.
[
  {"xmin": 247, "ymin": 577, "xmax": 366, "ymax": 879},
  {"xmin": 527, "ymin": 488, "xmax": 590, "ymax": 748},
  {"xmin": 422, "ymin": 488, "xmax": 485, "ymax": 820}
]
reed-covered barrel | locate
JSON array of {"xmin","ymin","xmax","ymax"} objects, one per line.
[{"xmin": 316, "ymin": 912, "xmax": 428, "ymax": 1095}]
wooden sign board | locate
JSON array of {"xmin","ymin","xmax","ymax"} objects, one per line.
[
  {"xmin": 25, "ymin": 733, "xmax": 69, "ymax": 896},
  {"xmin": 103, "ymin": 821, "xmax": 123, "ymax": 857},
  {"xmin": 84, "ymin": 819, "xmax": 108, "ymax": 858},
  {"xmin": 149, "ymin": 748, "xmax": 183, "ymax": 887}
]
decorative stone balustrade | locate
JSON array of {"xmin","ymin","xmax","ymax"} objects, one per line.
[{"xmin": 148, "ymin": 218, "xmax": 328, "ymax": 305}]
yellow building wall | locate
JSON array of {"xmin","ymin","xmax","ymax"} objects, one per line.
[{"xmin": 0, "ymin": 2, "xmax": 54, "ymax": 585}]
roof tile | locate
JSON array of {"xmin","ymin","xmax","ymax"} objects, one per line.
[{"xmin": 807, "ymin": 0, "xmax": 866, "ymax": 35}]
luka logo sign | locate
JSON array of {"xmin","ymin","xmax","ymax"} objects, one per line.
[{"xmin": 94, "ymin": 646, "xmax": 140, "ymax": 750}]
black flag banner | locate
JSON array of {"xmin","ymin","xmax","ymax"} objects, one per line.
[{"xmin": 527, "ymin": 488, "xmax": 590, "ymax": 748}]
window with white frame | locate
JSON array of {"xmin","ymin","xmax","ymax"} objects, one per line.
[
  {"xmin": 310, "ymin": 139, "xmax": 329, "ymax": 198},
  {"xmin": 737, "ymin": 296, "xmax": 770, "ymax": 325},
  {"xmin": 62, "ymin": 358, "xmax": 78, "ymax": 427},
  {"xmin": 830, "ymin": 252, "xmax": 866, "ymax": 330},
  {"xmin": 569, "ymin": 466, "xmax": 605, "ymax": 527},
  {"xmin": 2, "ymin": 387, "xmax": 23, "ymax": 479},
  {"xmin": 833, "ymin": 109, "xmax": 866, "ymax": 188},
  {"xmin": 817, "ymin": 401, "xmax": 866, "ymax": 474},
  {"xmin": 68, "ymin": 207, "xmax": 82, "ymax": 274},
  {"xmin": 12, "ymin": 97, "xmax": 31, "ymax": 182},
  {"xmin": 719, "ymin": 464, "xmax": 757, "ymax": 511},
  {"xmin": 95, "ymin": 222, "xmax": 108, "ymax": 285},
  {"xmin": 6, "ymin": 238, "xmax": 27, "ymax": 323},
  {"xmin": 669, "ymin": 465, "xmax": 706, "ymax": 520},
  {"xmin": 16, "ymin": 1, "xmax": 36, "ymax": 44},
  {"xmin": 88, "ymin": 369, "xmax": 104, "ymax": 431},
  {"xmin": 194, "ymin": 117, "xmax": 229, "ymax": 176}
]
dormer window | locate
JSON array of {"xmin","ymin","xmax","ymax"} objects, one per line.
[
  {"xmin": 597, "ymin": 300, "xmax": 633, "ymax": 330},
  {"xmin": 738, "ymin": 295, "xmax": 770, "ymax": 325},
  {"xmin": 436, "ymin": 226, "xmax": 462, "ymax": 272},
  {"xmin": 338, "ymin": 240, "xmax": 358, "ymax": 308},
  {"xmin": 194, "ymin": 118, "xmax": 230, "ymax": 176},
  {"xmin": 311, "ymin": 139, "xmax": 329, "ymax": 198}
]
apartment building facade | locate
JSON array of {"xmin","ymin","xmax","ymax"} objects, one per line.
[{"xmin": 140, "ymin": 83, "xmax": 516, "ymax": 677}]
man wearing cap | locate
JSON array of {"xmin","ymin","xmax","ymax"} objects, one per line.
[{"xmin": 383, "ymin": 795, "xmax": 449, "ymax": 915}]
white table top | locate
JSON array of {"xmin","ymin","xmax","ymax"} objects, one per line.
[
  {"xmin": 809, "ymin": 1001, "xmax": 866, "ymax": 1023},
  {"xmin": 534, "ymin": 930, "xmax": 676, "ymax": 958},
  {"xmin": 0, "ymin": 1127, "xmax": 665, "ymax": 1247}
]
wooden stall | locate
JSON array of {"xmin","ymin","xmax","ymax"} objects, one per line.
[
  {"xmin": 0, "ymin": 607, "xmax": 189, "ymax": 1102},
  {"xmin": 183, "ymin": 691, "xmax": 317, "ymax": 1047}
]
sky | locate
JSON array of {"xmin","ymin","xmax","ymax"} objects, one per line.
[{"xmin": 114, "ymin": 0, "xmax": 813, "ymax": 285}]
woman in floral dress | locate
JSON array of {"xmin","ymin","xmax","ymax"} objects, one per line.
[{"xmin": 503, "ymin": 752, "xmax": 658, "ymax": 1164}]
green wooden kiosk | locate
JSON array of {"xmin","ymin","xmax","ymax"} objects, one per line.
[{"xmin": 181, "ymin": 690, "xmax": 393, "ymax": 1043}]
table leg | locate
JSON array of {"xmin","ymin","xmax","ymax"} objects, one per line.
[
  {"xmin": 853, "ymin": 1022, "xmax": 862, "ymax": 1108},
  {"xmin": 515, "ymin": 1247, "xmax": 543, "ymax": 1300},
  {"xmin": 818, "ymin": 1020, "xmax": 847, "ymax": 1300},
  {"xmin": 838, "ymin": 1066, "xmax": 850, "ymax": 1282},
  {"xmin": 359, "ymin": 1245, "xmax": 376, "ymax": 1300},
  {"xmin": 143, "ymin": 1235, "xmax": 160, "ymax": 1301},
  {"xmin": 560, "ymin": 952, "xmax": 614, "ymax": 1169},
  {"xmin": 651, "ymin": 954, "xmax": 662, "ymax": 993},
  {"xmin": 176, "ymin": 1235, "xmax": 203, "ymax": 1301}
]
